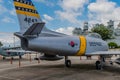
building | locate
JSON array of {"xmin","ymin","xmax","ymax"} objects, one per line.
[
  {"xmin": 83, "ymin": 22, "xmax": 88, "ymax": 32},
  {"xmin": 107, "ymin": 21, "xmax": 120, "ymax": 45},
  {"xmin": 72, "ymin": 21, "xmax": 89, "ymax": 36},
  {"xmin": 107, "ymin": 20, "xmax": 114, "ymax": 30},
  {"xmin": 72, "ymin": 27, "xmax": 82, "ymax": 35},
  {"xmin": 114, "ymin": 23, "xmax": 120, "ymax": 36}
]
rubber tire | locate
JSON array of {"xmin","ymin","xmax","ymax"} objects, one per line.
[
  {"xmin": 65, "ymin": 60, "xmax": 71, "ymax": 68},
  {"xmin": 96, "ymin": 61, "xmax": 101, "ymax": 70}
]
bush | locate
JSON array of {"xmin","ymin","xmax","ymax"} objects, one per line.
[
  {"xmin": 117, "ymin": 46, "xmax": 120, "ymax": 48},
  {"xmin": 108, "ymin": 42, "xmax": 118, "ymax": 49}
]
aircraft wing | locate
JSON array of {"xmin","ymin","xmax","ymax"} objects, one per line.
[
  {"xmin": 87, "ymin": 51, "xmax": 120, "ymax": 56},
  {"xmin": 6, "ymin": 50, "xmax": 32, "ymax": 53},
  {"xmin": 2, "ymin": 46, "xmax": 21, "ymax": 50}
]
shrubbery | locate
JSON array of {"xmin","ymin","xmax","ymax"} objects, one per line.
[{"xmin": 108, "ymin": 42, "xmax": 118, "ymax": 49}]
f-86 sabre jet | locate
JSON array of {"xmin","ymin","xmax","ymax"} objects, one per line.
[{"xmin": 13, "ymin": 0, "xmax": 120, "ymax": 70}]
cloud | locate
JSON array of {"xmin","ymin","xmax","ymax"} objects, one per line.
[
  {"xmin": 0, "ymin": 4, "xmax": 7, "ymax": 15},
  {"xmin": 88, "ymin": 0, "xmax": 120, "ymax": 26},
  {"xmin": 1, "ymin": 17, "xmax": 15, "ymax": 23},
  {"xmin": 55, "ymin": 27, "xmax": 74, "ymax": 35},
  {"xmin": 34, "ymin": 0, "xmax": 54, "ymax": 6},
  {"xmin": 0, "ymin": 32, "xmax": 20, "ymax": 47},
  {"xmin": 0, "ymin": 4, "xmax": 16, "ymax": 16},
  {"xmin": 9, "ymin": 8, "xmax": 16, "ymax": 16},
  {"xmin": 34, "ymin": 0, "xmax": 45, "ymax": 3},
  {"xmin": 0, "ymin": 2, "xmax": 16, "ymax": 24},
  {"xmin": 0, "ymin": 1, "xmax": 16, "ymax": 16},
  {"xmin": 43, "ymin": 14, "xmax": 54, "ymax": 22},
  {"xmin": 56, "ymin": 0, "xmax": 88, "ymax": 24},
  {"xmin": 60, "ymin": 0, "xmax": 88, "ymax": 11},
  {"xmin": 88, "ymin": 0, "xmax": 115, "ymax": 13},
  {"xmin": 56, "ymin": 11, "xmax": 80, "ymax": 23}
]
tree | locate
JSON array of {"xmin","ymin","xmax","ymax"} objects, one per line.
[
  {"xmin": 0, "ymin": 41, "xmax": 3, "ymax": 47},
  {"xmin": 91, "ymin": 24, "xmax": 112, "ymax": 40}
]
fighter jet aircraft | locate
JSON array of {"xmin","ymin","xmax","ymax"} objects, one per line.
[
  {"xmin": 0, "ymin": 47, "xmax": 30, "ymax": 59},
  {"xmin": 13, "ymin": 0, "xmax": 120, "ymax": 70}
]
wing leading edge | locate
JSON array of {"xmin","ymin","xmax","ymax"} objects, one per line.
[{"xmin": 86, "ymin": 51, "xmax": 120, "ymax": 56}]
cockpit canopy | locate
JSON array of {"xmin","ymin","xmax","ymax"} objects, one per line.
[{"xmin": 87, "ymin": 33, "xmax": 102, "ymax": 39}]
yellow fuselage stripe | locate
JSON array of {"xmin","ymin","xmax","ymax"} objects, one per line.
[
  {"xmin": 14, "ymin": 2, "xmax": 35, "ymax": 10},
  {"xmin": 76, "ymin": 36, "xmax": 86, "ymax": 56},
  {"xmin": 16, "ymin": 10, "xmax": 40, "ymax": 18}
]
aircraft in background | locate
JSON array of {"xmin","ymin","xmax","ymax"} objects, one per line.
[
  {"xmin": 13, "ymin": 0, "xmax": 120, "ymax": 70},
  {"xmin": 0, "ymin": 47, "xmax": 31, "ymax": 59}
]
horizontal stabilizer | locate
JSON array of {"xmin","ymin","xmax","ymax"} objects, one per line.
[{"xmin": 23, "ymin": 22, "xmax": 45, "ymax": 36}]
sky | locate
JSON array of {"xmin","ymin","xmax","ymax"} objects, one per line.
[{"xmin": 0, "ymin": 0, "xmax": 120, "ymax": 46}]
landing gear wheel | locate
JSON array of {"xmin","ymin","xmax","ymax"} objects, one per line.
[
  {"xmin": 65, "ymin": 60, "xmax": 71, "ymax": 68},
  {"xmin": 96, "ymin": 61, "xmax": 102, "ymax": 70}
]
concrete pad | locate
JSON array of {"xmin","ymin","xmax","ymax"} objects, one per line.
[{"xmin": 0, "ymin": 56, "xmax": 119, "ymax": 80}]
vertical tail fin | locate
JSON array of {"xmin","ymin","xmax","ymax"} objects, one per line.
[{"xmin": 13, "ymin": 0, "xmax": 42, "ymax": 33}]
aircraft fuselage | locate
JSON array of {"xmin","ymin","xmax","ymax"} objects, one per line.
[{"xmin": 27, "ymin": 36, "xmax": 108, "ymax": 56}]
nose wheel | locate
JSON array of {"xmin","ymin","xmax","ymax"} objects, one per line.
[
  {"xmin": 96, "ymin": 61, "xmax": 101, "ymax": 70},
  {"xmin": 65, "ymin": 56, "xmax": 71, "ymax": 67}
]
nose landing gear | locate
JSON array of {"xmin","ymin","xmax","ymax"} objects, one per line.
[{"xmin": 65, "ymin": 56, "xmax": 71, "ymax": 67}]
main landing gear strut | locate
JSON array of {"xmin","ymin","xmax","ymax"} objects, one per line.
[
  {"xmin": 95, "ymin": 56, "xmax": 105, "ymax": 70},
  {"xmin": 65, "ymin": 56, "xmax": 71, "ymax": 67}
]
